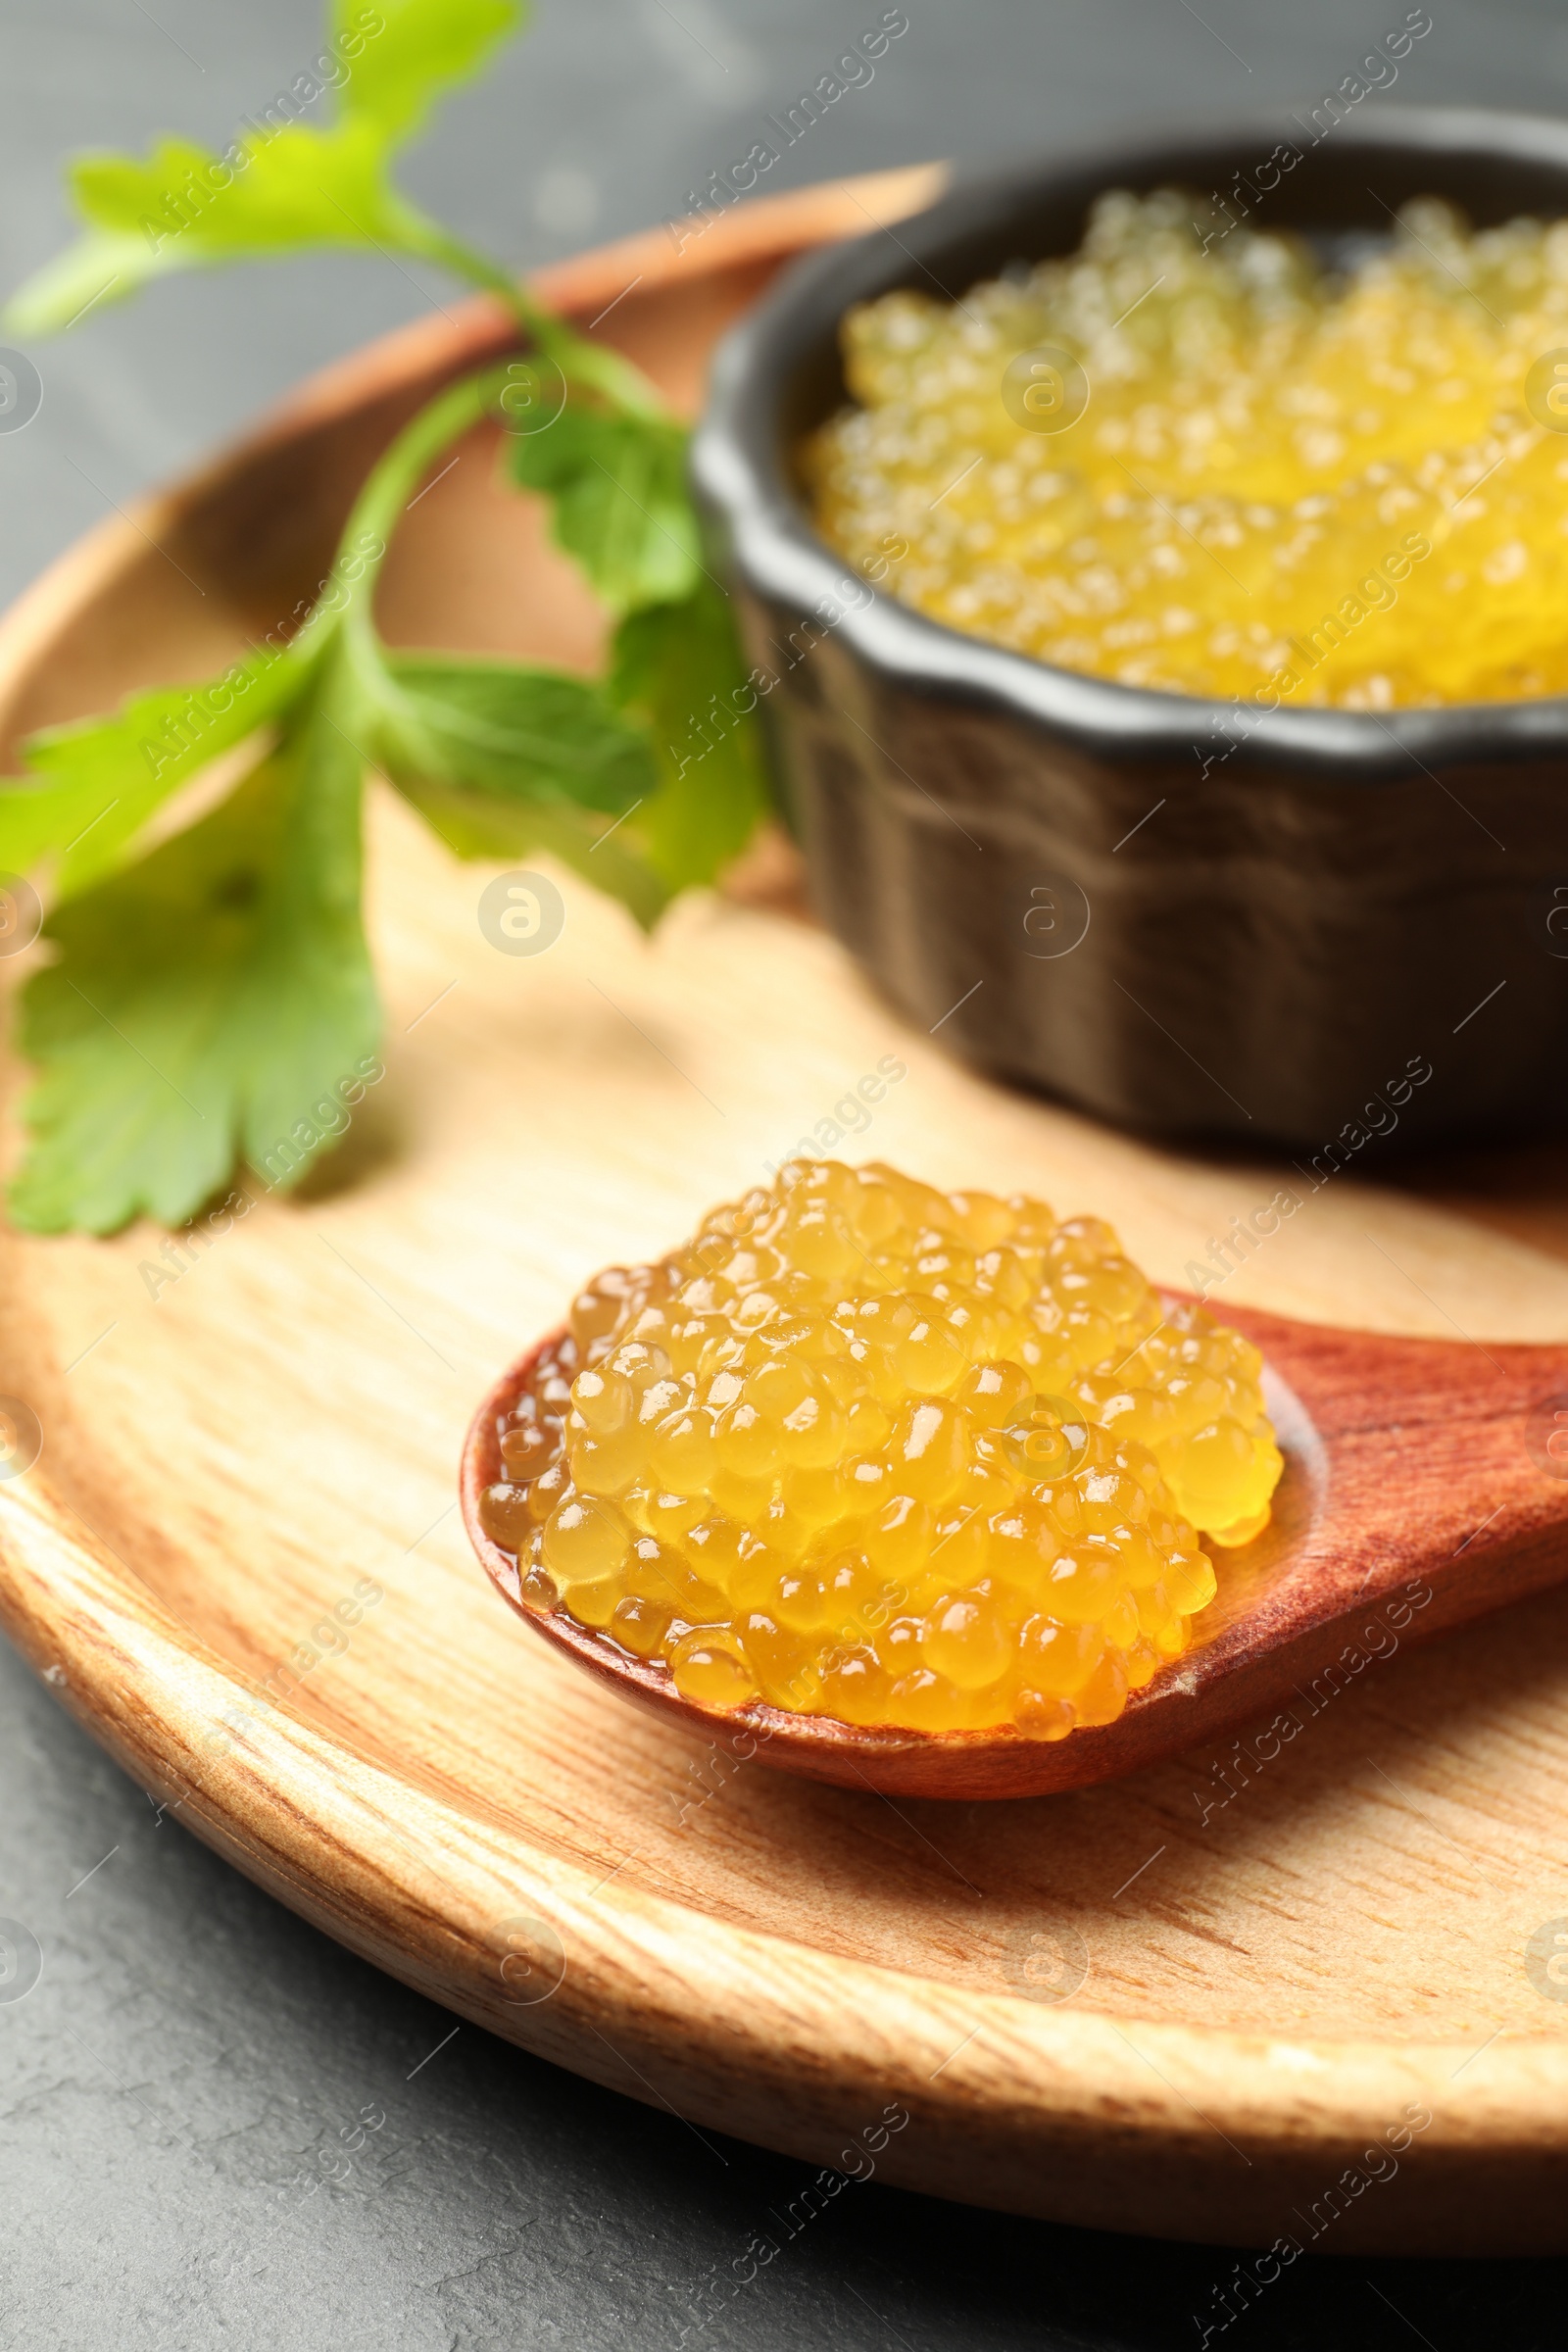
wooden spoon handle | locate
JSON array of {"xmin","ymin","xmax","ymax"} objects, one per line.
[{"xmin": 1182, "ymin": 1303, "xmax": 1568, "ymax": 1694}]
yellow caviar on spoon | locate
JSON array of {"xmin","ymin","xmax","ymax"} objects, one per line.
[{"xmin": 478, "ymin": 1160, "xmax": 1284, "ymax": 1740}]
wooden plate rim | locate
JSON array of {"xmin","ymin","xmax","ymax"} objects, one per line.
[{"xmin": 6, "ymin": 1462, "xmax": 1567, "ymax": 2136}]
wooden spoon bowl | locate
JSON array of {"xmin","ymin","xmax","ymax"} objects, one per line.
[{"xmin": 463, "ymin": 1300, "xmax": 1568, "ymax": 1798}]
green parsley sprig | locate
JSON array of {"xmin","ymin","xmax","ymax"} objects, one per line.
[{"xmin": 2, "ymin": 0, "xmax": 765, "ymax": 1235}]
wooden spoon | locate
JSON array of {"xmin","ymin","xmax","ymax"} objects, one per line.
[{"xmin": 461, "ymin": 1303, "xmax": 1568, "ymax": 1798}]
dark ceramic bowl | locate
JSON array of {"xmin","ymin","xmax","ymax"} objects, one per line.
[{"xmin": 692, "ymin": 107, "xmax": 1568, "ymax": 1153}]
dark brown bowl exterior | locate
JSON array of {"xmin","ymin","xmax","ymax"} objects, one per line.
[{"xmin": 692, "ymin": 107, "xmax": 1568, "ymax": 1152}]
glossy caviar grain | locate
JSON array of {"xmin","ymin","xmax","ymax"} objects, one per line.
[
  {"xmin": 805, "ymin": 189, "xmax": 1568, "ymax": 707},
  {"xmin": 478, "ymin": 1160, "xmax": 1284, "ymax": 1738}
]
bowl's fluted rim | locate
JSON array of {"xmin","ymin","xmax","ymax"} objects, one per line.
[{"xmin": 693, "ymin": 102, "xmax": 1568, "ymax": 780}]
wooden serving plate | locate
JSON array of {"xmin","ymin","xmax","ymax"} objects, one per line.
[{"xmin": 6, "ymin": 168, "xmax": 1568, "ymax": 2254}]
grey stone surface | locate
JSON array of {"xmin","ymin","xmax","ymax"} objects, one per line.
[{"xmin": 1, "ymin": 0, "xmax": 1567, "ymax": 2341}]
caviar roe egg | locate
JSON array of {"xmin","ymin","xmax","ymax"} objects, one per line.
[
  {"xmin": 805, "ymin": 188, "xmax": 1568, "ymax": 708},
  {"xmin": 477, "ymin": 1160, "xmax": 1284, "ymax": 1738}
]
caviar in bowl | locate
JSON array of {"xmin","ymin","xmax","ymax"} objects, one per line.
[
  {"xmin": 804, "ymin": 189, "xmax": 1568, "ymax": 708},
  {"xmin": 691, "ymin": 110, "xmax": 1568, "ymax": 1151}
]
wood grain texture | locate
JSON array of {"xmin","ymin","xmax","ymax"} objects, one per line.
[
  {"xmin": 463, "ymin": 1316, "xmax": 1568, "ymax": 1799},
  {"xmin": 5, "ymin": 167, "xmax": 1568, "ymax": 2253}
]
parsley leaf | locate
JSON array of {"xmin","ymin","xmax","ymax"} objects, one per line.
[
  {"xmin": 10, "ymin": 675, "xmax": 377, "ymax": 1235},
  {"xmin": 611, "ymin": 583, "xmax": 767, "ymax": 889},
  {"xmin": 507, "ymin": 407, "xmax": 700, "ymax": 616},
  {"xmin": 356, "ymin": 642, "xmax": 673, "ymax": 926},
  {"xmin": 503, "ymin": 411, "xmax": 767, "ymax": 888},
  {"xmin": 5, "ymin": 0, "xmax": 777, "ymax": 1233},
  {"xmin": 391, "ymin": 774, "xmax": 669, "ymax": 930},
  {"xmin": 336, "ymin": 0, "xmax": 521, "ymax": 141},
  {"xmin": 365, "ymin": 650, "xmax": 657, "ymax": 811},
  {"xmin": 1, "ymin": 642, "xmax": 310, "ymax": 897},
  {"xmin": 4, "ymin": 370, "xmax": 690, "ymax": 1230},
  {"xmin": 5, "ymin": 0, "xmax": 524, "ymax": 336}
]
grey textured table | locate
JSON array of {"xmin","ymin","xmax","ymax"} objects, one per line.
[{"xmin": 2, "ymin": 2, "xmax": 1567, "ymax": 2343}]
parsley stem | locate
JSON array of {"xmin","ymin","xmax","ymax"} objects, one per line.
[
  {"xmin": 334, "ymin": 362, "xmax": 517, "ymax": 604},
  {"xmin": 300, "ymin": 362, "xmax": 517, "ymax": 740},
  {"xmin": 394, "ymin": 213, "xmax": 671, "ymax": 425}
]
